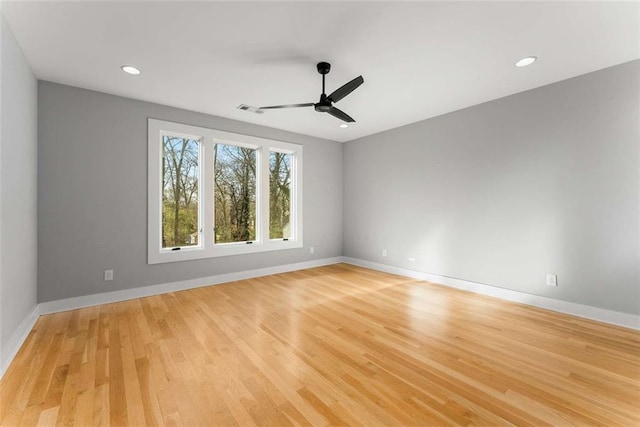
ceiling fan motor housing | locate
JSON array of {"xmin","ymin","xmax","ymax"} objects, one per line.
[{"xmin": 315, "ymin": 94, "xmax": 332, "ymax": 112}]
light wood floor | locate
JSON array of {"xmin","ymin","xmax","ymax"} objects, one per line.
[{"xmin": 1, "ymin": 264, "xmax": 639, "ymax": 426}]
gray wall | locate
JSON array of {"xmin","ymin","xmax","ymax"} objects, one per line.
[
  {"xmin": 0, "ymin": 15, "xmax": 38, "ymax": 365},
  {"xmin": 38, "ymin": 82, "xmax": 343, "ymax": 302},
  {"xmin": 344, "ymin": 60, "xmax": 639, "ymax": 315}
]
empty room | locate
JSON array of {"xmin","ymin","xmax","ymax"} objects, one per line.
[{"xmin": 1, "ymin": 1, "xmax": 638, "ymax": 425}]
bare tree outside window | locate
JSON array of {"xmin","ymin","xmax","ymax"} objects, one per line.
[
  {"xmin": 162, "ymin": 136, "xmax": 199, "ymax": 248},
  {"xmin": 214, "ymin": 144, "xmax": 257, "ymax": 243},
  {"xmin": 269, "ymin": 152, "xmax": 292, "ymax": 239}
]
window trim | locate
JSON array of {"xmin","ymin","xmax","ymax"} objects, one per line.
[{"xmin": 148, "ymin": 119, "xmax": 303, "ymax": 264}]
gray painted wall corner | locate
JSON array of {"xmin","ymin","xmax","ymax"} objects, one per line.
[{"xmin": 0, "ymin": 14, "xmax": 39, "ymax": 366}]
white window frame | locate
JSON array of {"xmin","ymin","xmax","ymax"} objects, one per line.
[{"xmin": 148, "ymin": 119, "xmax": 303, "ymax": 264}]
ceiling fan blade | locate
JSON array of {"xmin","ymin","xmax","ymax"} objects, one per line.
[
  {"xmin": 259, "ymin": 103, "xmax": 314, "ymax": 110},
  {"xmin": 327, "ymin": 75, "xmax": 364, "ymax": 103},
  {"xmin": 327, "ymin": 107, "xmax": 355, "ymax": 123}
]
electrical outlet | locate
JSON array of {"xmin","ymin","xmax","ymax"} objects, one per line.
[
  {"xmin": 309, "ymin": 246, "xmax": 315, "ymax": 254},
  {"xmin": 104, "ymin": 269, "xmax": 114, "ymax": 281},
  {"xmin": 546, "ymin": 273, "xmax": 557, "ymax": 287},
  {"xmin": 382, "ymin": 249, "xmax": 387, "ymax": 257}
]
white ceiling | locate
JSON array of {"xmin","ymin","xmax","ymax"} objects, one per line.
[{"xmin": 2, "ymin": 1, "xmax": 638, "ymax": 142}]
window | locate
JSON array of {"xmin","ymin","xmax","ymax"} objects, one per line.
[
  {"xmin": 162, "ymin": 136, "xmax": 200, "ymax": 249},
  {"xmin": 214, "ymin": 143, "xmax": 257, "ymax": 244},
  {"xmin": 269, "ymin": 151, "xmax": 292, "ymax": 240},
  {"xmin": 148, "ymin": 119, "xmax": 302, "ymax": 264}
]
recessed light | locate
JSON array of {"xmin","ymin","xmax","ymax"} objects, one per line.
[
  {"xmin": 121, "ymin": 65, "xmax": 141, "ymax": 75},
  {"xmin": 515, "ymin": 56, "xmax": 537, "ymax": 68},
  {"xmin": 339, "ymin": 124, "xmax": 349, "ymax": 128}
]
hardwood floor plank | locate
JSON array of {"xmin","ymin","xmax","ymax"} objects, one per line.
[
  {"xmin": 2, "ymin": 264, "xmax": 639, "ymax": 426},
  {"xmin": 35, "ymin": 406, "xmax": 58, "ymax": 427},
  {"xmin": 108, "ymin": 315, "xmax": 128, "ymax": 426},
  {"xmin": 92, "ymin": 383, "xmax": 109, "ymax": 427}
]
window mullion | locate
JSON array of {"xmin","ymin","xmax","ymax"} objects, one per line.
[
  {"xmin": 260, "ymin": 147, "xmax": 270, "ymax": 244},
  {"xmin": 293, "ymin": 150, "xmax": 303, "ymax": 242},
  {"xmin": 203, "ymin": 136, "xmax": 215, "ymax": 252}
]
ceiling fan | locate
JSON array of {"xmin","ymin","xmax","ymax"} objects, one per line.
[{"xmin": 259, "ymin": 62, "xmax": 364, "ymax": 123}]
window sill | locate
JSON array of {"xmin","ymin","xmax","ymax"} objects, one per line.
[{"xmin": 148, "ymin": 240, "xmax": 303, "ymax": 264}]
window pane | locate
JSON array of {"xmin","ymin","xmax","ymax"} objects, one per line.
[
  {"xmin": 162, "ymin": 136, "xmax": 199, "ymax": 248},
  {"xmin": 214, "ymin": 144, "xmax": 257, "ymax": 243},
  {"xmin": 269, "ymin": 152, "xmax": 292, "ymax": 239}
]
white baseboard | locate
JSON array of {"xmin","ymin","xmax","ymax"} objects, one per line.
[
  {"xmin": 341, "ymin": 257, "xmax": 640, "ymax": 330},
  {"xmin": 1, "ymin": 304, "xmax": 40, "ymax": 379},
  {"xmin": 39, "ymin": 257, "xmax": 342, "ymax": 315}
]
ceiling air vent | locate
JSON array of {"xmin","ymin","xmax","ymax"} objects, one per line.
[{"xmin": 237, "ymin": 104, "xmax": 264, "ymax": 114}]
